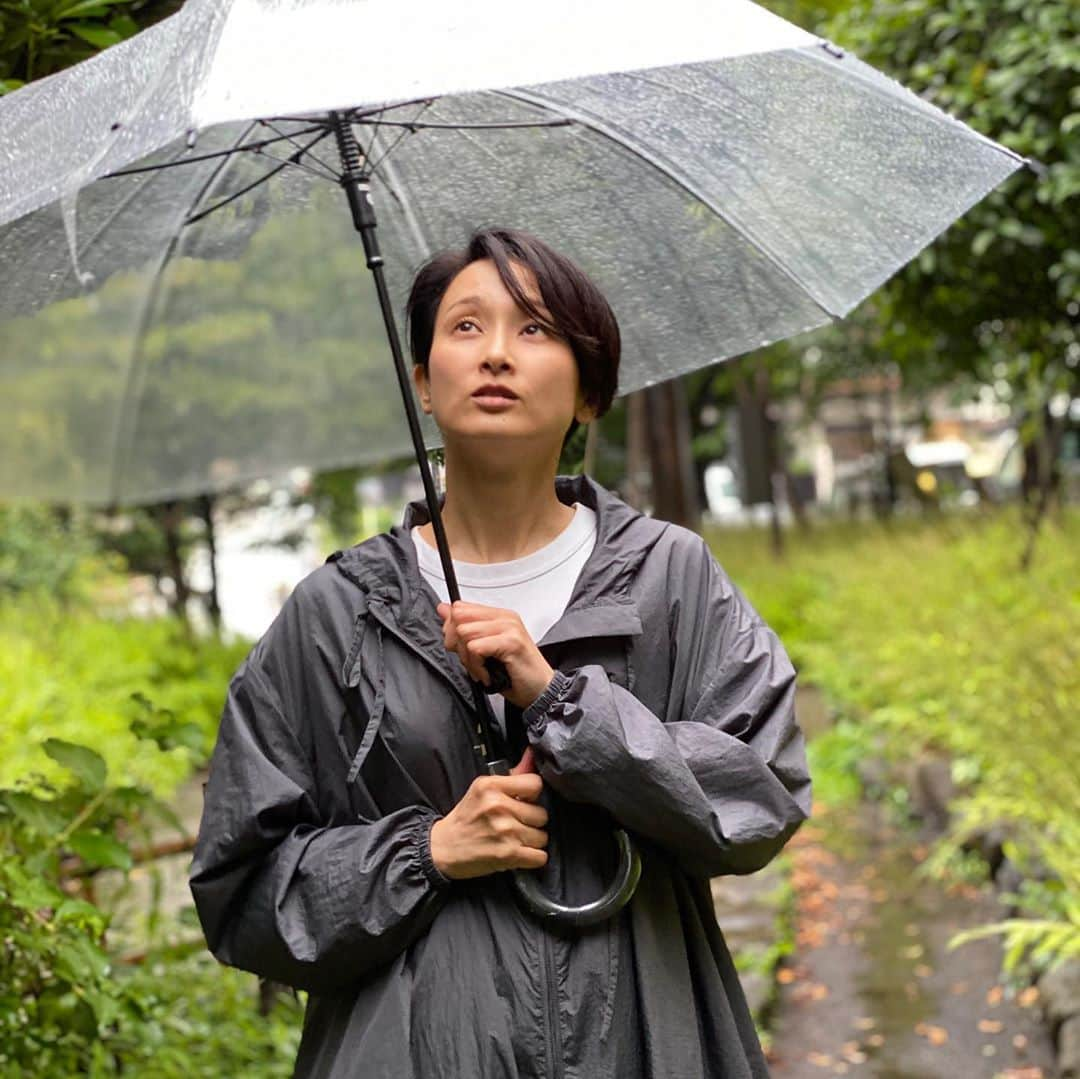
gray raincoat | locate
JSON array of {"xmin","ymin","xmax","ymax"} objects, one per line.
[{"xmin": 189, "ymin": 474, "xmax": 812, "ymax": 1078}]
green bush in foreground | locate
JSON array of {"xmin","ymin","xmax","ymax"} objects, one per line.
[
  {"xmin": 0, "ymin": 735, "xmax": 302, "ymax": 1077},
  {"xmin": 711, "ymin": 507, "xmax": 1080, "ymax": 974},
  {"xmin": 0, "ymin": 597, "xmax": 250, "ymax": 796}
]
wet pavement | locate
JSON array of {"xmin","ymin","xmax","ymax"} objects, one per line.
[{"xmin": 765, "ymin": 799, "xmax": 1056, "ymax": 1079}]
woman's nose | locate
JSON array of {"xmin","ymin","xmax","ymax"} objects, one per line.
[
  {"xmin": 481, "ymin": 331, "xmax": 513, "ymax": 373},
  {"xmin": 482, "ymin": 354, "xmax": 512, "ymax": 374}
]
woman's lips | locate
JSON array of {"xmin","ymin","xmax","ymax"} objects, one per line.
[
  {"xmin": 471, "ymin": 385, "xmax": 519, "ymax": 410},
  {"xmin": 471, "ymin": 394, "xmax": 519, "ymax": 410}
]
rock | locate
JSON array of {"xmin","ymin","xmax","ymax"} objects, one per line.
[
  {"xmin": 964, "ymin": 824, "xmax": 1007, "ymax": 876},
  {"xmin": 992, "ymin": 856, "xmax": 1025, "ymax": 903},
  {"xmin": 906, "ymin": 752, "xmax": 954, "ymax": 837},
  {"xmin": 855, "ymin": 755, "xmax": 891, "ymax": 798},
  {"xmin": 1059, "ymin": 1014, "xmax": 1080, "ymax": 1079},
  {"xmin": 738, "ymin": 971, "xmax": 770, "ymax": 1022},
  {"xmin": 710, "ymin": 864, "xmax": 784, "ymax": 913},
  {"xmin": 1038, "ymin": 958, "xmax": 1080, "ymax": 1030},
  {"xmin": 716, "ymin": 909, "xmax": 781, "ymax": 954}
]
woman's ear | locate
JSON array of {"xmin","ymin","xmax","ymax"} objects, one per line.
[{"xmin": 412, "ymin": 363, "xmax": 432, "ymax": 414}]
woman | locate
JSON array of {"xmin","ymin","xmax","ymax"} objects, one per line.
[{"xmin": 190, "ymin": 227, "xmax": 812, "ymax": 1078}]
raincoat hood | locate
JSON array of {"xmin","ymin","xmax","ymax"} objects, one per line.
[{"xmin": 190, "ymin": 474, "xmax": 811, "ymax": 1078}]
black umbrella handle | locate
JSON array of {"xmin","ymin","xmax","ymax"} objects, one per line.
[{"xmin": 488, "ymin": 759, "xmax": 642, "ymax": 928}]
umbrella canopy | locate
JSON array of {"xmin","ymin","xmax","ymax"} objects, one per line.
[{"xmin": 0, "ymin": 0, "xmax": 1026, "ymax": 506}]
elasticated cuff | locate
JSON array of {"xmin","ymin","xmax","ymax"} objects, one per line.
[
  {"xmin": 412, "ymin": 810, "xmax": 453, "ymax": 891},
  {"xmin": 522, "ymin": 669, "xmax": 574, "ymax": 734}
]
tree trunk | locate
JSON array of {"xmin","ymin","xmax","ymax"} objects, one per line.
[
  {"xmin": 732, "ymin": 361, "xmax": 784, "ymax": 557},
  {"xmin": 1020, "ymin": 399, "xmax": 1069, "ymax": 572},
  {"xmin": 197, "ymin": 494, "xmax": 222, "ymax": 634},
  {"xmin": 643, "ymin": 379, "xmax": 701, "ymax": 532},
  {"xmin": 624, "ymin": 390, "xmax": 649, "ymax": 512},
  {"xmin": 159, "ymin": 500, "xmax": 191, "ymax": 628},
  {"xmin": 582, "ymin": 420, "xmax": 598, "ymax": 479}
]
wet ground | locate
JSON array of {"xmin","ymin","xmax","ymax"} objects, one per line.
[{"xmin": 765, "ymin": 799, "xmax": 1056, "ymax": 1079}]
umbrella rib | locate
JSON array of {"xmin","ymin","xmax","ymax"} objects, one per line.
[
  {"xmin": 258, "ymin": 119, "xmax": 339, "ymax": 179},
  {"xmin": 105, "ymin": 126, "xmax": 326, "ymax": 178},
  {"xmin": 494, "ymin": 88, "xmax": 840, "ymax": 321},
  {"xmin": 106, "ymin": 122, "xmax": 261, "ymax": 506},
  {"xmin": 364, "ymin": 99, "xmax": 435, "ymax": 176},
  {"xmin": 44, "ymin": 141, "xmax": 197, "ymax": 310},
  {"xmin": 355, "ymin": 117, "xmax": 574, "ymax": 131},
  {"xmin": 184, "ymin": 129, "xmax": 334, "ymax": 226},
  {"xmin": 249, "ymin": 142, "xmax": 338, "ymax": 185}
]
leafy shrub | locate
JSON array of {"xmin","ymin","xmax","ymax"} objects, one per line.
[
  {"xmin": 0, "ymin": 734, "xmax": 301, "ymax": 1077},
  {"xmin": 0, "ymin": 597, "xmax": 249, "ymax": 797},
  {"xmin": 0, "ymin": 504, "xmax": 119, "ymax": 604}
]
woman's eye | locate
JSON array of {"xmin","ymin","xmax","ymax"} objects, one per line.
[
  {"xmin": 455, "ymin": 319, "xmax": 477, "ymax": 332},
  {"xmin": 523, "ymin": 323, "xmax": 545, "ymax": 336}
]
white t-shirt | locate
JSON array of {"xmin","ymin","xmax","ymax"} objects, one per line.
[{"xmin": 411, "ymin": 502, "xmax": 597, "ymax": 733}]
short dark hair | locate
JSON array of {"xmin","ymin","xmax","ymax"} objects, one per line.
[{"xmin": 405, "ymin": 227, "xmax": 620, "ymax": 445}]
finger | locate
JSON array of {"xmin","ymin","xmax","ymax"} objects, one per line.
[
  {"xmin": 509, "ymin": 847, "xmax": 548, "ymax": 871},
  {"xmin": 515, "ymin": 824, "xmax": 549, "ymax": 849},
  {"xmin": 489, "ymin": 774, "xmax": 543, "ymax": 801},
  {"xmin": 510, "ymin": 746, "xmax": 537, "ymax": 775},
  {"xmin": 463, "ymin": 634, "xmax": 514, "ymax": 684},
  {"xmin": 503, "ymin": 797, "xmax": 548, "ymax": 829},
  {"xmin": 451, "ymin": 601, "xmax": 513, "ymax": 624},
  {"xmin": 455, "ymin": 619, "xmax": 512, "ymax": 643}
]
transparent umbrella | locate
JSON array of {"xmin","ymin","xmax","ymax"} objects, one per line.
[{"xmin": 0, "ymin": 0, "xmax": 1030, "ymax": 923}]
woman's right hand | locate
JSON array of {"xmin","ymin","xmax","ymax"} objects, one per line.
[{"xmin": 429, "ymin": 753, "xmax": 548, "ymax": 880}]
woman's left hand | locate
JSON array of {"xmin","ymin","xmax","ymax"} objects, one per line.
[{"xmin": 436, "ymin": 601, "xmax": 556, "ymax": 711}]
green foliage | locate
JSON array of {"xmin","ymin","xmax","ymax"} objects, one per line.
[
  {"xmin": 711, "ymin": 508, "xmax": 1080, "ymax": 971},
  {"xmin": 804, "ymin": 719, "xmax": 873, "ymax": 808},
  {"xmin": 0, "ymin": 728, "xmax": 302, "ymax": 1076},
  {"xmin": 0, "ymin": 503, "xmax": 120, "ymax": 603},
  {"xmin": 1, "ymin": 0, "xmax": 134, "ymax": 89},
  {"xmin": 0, "ymin": 597, "xmax": 249, "ymax": 796},
  {"xmin": 0, "ymin": 0, "xmax": 177, "ymax": 91},
  {"xmin": 826, "ymin": 0, "xmax": 1079, "ymax": 409}
]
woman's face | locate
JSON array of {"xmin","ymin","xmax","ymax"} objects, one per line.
[{"xmin": 413, "ymin": 258, "xmax": 594, "ymax": 456}]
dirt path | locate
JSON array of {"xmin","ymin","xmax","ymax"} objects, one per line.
[{"xmin": 765, "ymin": 799, "xmax": 1056, "ymax": 1079}]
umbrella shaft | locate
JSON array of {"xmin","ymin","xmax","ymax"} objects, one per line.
[{"xmin": 329, "ymin": 112, "xmax": 507, "ymax": 764}]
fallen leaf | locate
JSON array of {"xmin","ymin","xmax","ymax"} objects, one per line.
[
  {"xmin": 950, "ymin": 980, "xmax": 969, "ymax": 995},
  {"xmin": 853, "ymin": 1017, "xmax": 876, "ymax": 1031},
  {"xmin": 978, "ymin": 1018, "xmax": 1004, "ymax": 1034},
  {"xmin": 986, "ymin": 985, "xmax": 1004, "ymax": 1007},
  {"xmin": 866, "ymin": 1033, "xmax": 885, "ymax": 1048},
  {"xmin": 840, "ymin": 1042, "xmax": 867, "ymax": 1063},
  {"xmin": 1012, "ymin": 1034, "xmax": 1028, "ymax": 1051},
  {"xmin": 807, "ymin": 1051, "xmax": 834, "ymax": 1067},
  {"xmin": 915, "ymin": 964, "xmax": 934, "ymax": 978},
  {"xmin": 1017, "ymin": 987, "xmax": 1040, "ymax": 1008},
  {"xmin": 914, "ymin": 1022, "xmax": 948, "ymax": 1045}
]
